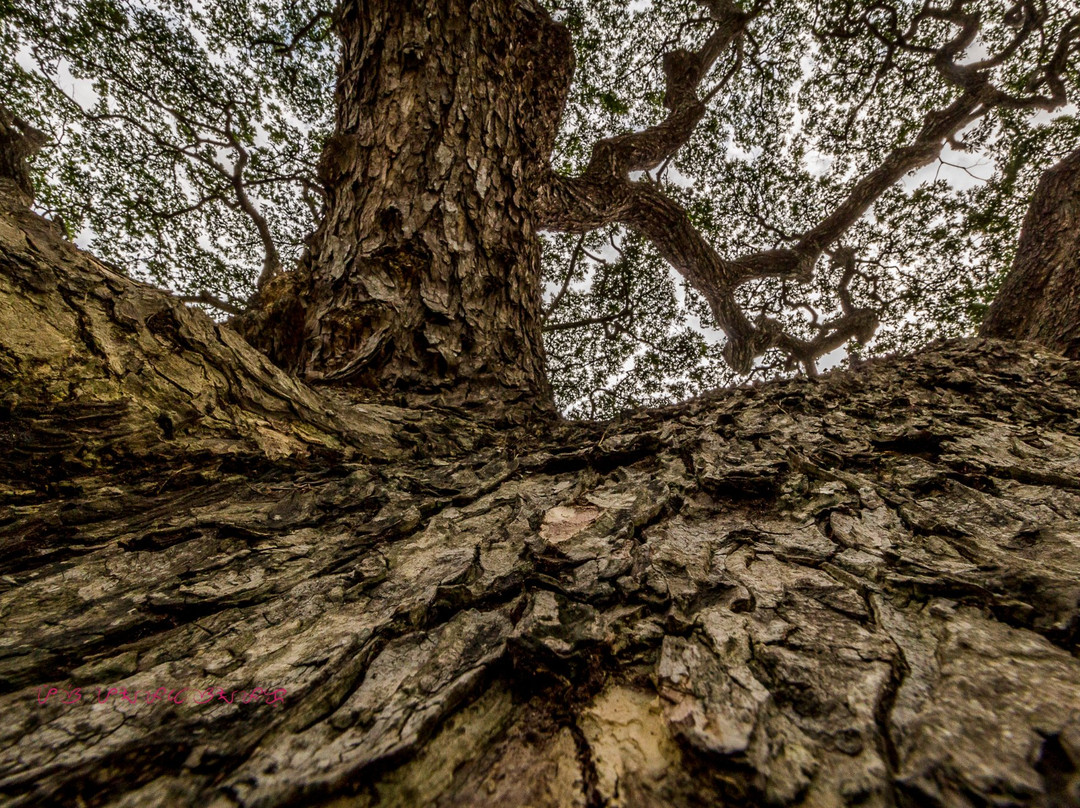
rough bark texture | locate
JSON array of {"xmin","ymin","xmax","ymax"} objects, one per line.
[
  {"xmin": 0, "ymin": 189, "xmax": 409, "ymax": 474},
  {"xmin": 0, "ymin": 109, "xmax": 44, "ymax": 210},
  {"xmin": 238, "ymin": 0, "xmax": 573, "ymax": 410},
  {"xmin": 3, "ymin": 189, "xmax": 1080, "ymax": 806},
  {"xmin": 981, "ymin": 148, "xmax": 1080, "ymax": 360}
]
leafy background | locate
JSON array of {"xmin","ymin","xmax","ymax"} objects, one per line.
[{"xmin": 3, "ymin": 0, "xmax": 1078, "ymax": 417}]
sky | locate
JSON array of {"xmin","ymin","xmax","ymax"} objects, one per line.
[{"xmin": 13, "ymin": 0, "xmax": 1077, "ymax": 414}]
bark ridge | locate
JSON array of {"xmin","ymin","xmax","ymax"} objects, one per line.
[{"xmin": 2, "ymin": 188, "xmax": 1080, "ymax": 806}]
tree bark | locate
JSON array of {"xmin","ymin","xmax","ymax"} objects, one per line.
[
  {"xmin": 980, "ymin": 148, "xmax": 1080, "ymax": 358},
  {"xmin": 0, "ymin": 108, "xmax": 45, "ymax": 210},
  {"xmin": 238, "ymin": 0, "xmax": 573, "ymax": 411},
  {"xmin": 3, "ymin": 181, "xmax": 1080, "ymax": 806},
  {"xmin": 5, "ymin": 21, "xmax": 1080, "ymax": 807}
]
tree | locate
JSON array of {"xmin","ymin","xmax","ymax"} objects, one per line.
[
  {"xmin": 980, "ymin": 145, "xmax": 1080, "ymax": 356},
  {"xmin": 1, "ymin": 1, "xmax": 1080, "ymax": 806},
  {"xmin": 6, "ymin": 0, "xmax": 1079, "ymax": 414}
]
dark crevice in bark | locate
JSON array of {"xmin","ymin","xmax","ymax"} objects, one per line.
[
  {"xmin": 875, "ymin": 631, "xmax": 909, "ymax": 802},
  {"xmin": 1035, "ymin": 732, "xmax": 1080, "ymax": 806},
  {"xmin": 989, "ymin": 604, "xmax": 1080, "ymax": 659},
  {"xmin": 45, "ymin": 742, "xmax": 198, "ymax": 808},
  {"xmin": 568, "ymin": 718, "xmax": 605, "ymax": 808}
]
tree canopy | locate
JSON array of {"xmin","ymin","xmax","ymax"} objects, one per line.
[{"xmin": 3, "ymin": 0, "xmax": 1078, "ymax": 416}]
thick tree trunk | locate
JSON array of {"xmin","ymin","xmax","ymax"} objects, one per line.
[
  {"xmin": 238, "ymin": 0, "xmax": 572, "ymax": 410},
  {"xmin": 3, "ymin": 175, "xmax": 1080, "ymax": 806},
  {"xmin": 980, "ymin": 148, "xmax": 1080, "ymax": 358}
]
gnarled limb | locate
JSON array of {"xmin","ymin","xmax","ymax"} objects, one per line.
[
  {"xmin": 575, "ymin": 0, "xmax": 755, "ymax": 181},
  {"xmin": 538, "ymin": 1, "xmax": 1077, "ymax": 375}
]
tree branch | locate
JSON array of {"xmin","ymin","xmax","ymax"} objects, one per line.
[
  {"xmin": 253, "ymin": 9, "xmax": 334, "ymax": 58},
  {"xmin": 222, "ymin": 106, "xmax": 283, "ymax": 291},
  {"xmin": 576, "ymin": 0, "xmax": 753, "ymax": 182},
  {"xmin": 178, "ymin": 290, "xmax": 246, "ymax": 316},
  {"xmin": 543, "ymin": 233, "xmax": 586, "ymax": 322},
  {"xmin": 544, "ymin": 306, "xmax": 633, "ymax": 333},
  {"xmin": 44, "ymin": 78, "xmax": 286, "ymax": 293},
  {"xmin": 537, "ymin": 0, "xmax": 1076, "ymax": 374}
]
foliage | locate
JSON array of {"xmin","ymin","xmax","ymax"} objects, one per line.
[
  {"xmin": 3, "ymin": 0, "xmax": 1078, "ymax": 417},
  {"xmin": 543, "ymin": 0, "xmax": 1079, "ymax": 415},
  {"xmin": 1, "ymin": 0, "xmax": 335, "ymax": 305}
]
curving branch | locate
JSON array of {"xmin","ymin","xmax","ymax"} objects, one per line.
[
  {"xmin": 543, "ymin": 306, "xmax": 633, "ymax": 333},
  {"xmin": 538, "ymin": 0, "xmax": 1078, "ymax": 374},
  {"xmin": 221, "ymin": 105, "xmax": 283, "ymax": 291},
  {"xmin": 177, "ymin": 290, "xmax": 246, "ymax": 316},
  {"xmin": 543, "ymin": 233, "xmax": 586, "ymax": 323},
  {"xmin": 576, "ymin": 0, "xmax": 755, "ymax": 183},
  {"xmin": 252, "ymin": 9, "xmax": 334, "ymax": 58},
  {"xmin": 43, "ymin": 75, "xmax": 286, "ymax": 296},
  {"xmin": 18, "ymin": 14, "xmax": 306, "ymax": 302}
]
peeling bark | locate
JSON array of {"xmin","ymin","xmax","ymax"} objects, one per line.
[
  {"xmin": 3, "ymin": 189, "xmax": 1080, "ymax": 806},
  {"xmin": 981, "ymin": 147, "xmax": 1080, "ymax": 359}
]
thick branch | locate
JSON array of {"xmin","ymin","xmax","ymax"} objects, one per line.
[
  {"xmin": 538, "ymin": 1, "xmax": 1075, "ymax": 375},
  {"xmin": 728, "ymin": 3, "xmax": 1076, "ymax": 279},
  {"xmin": 538, "ymin": 175, "xmax": 767, "ymax": 369},
  {"xmin": 772, "ymin": 90, "xmax": 985, "ymax": 265},
  {"xmin": 577, "ymin": 0, "xmax": 752, "ymax": 181}
]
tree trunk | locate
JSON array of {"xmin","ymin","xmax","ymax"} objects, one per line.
[
  {"xmin": 0, "ymin": 109, "xmax": 45, "ymax": 210},
  {"xmin": 980, "ymin": 148, "xmax": 1080, "ymax": 358},
  {"xmin": 237, "ymin": 0, "xmax": 573, "ymax": 411},
  {"xmin": 3, "ymin": 169, "xmax": 1080, "ymax": 805}
]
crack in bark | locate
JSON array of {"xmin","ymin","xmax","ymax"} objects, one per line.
[{"xmin": 4, "ymin": 224, "xmax": 1080, "ymax": 805}]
